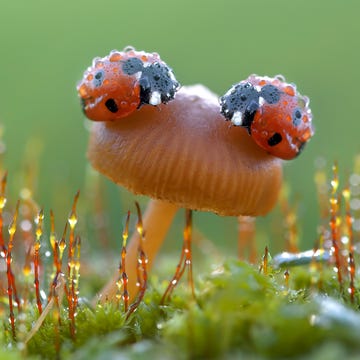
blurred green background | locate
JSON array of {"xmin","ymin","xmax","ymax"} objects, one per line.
[{"xmin": 0, "ymin": 0, "xmax": 359, "ymax": 259}]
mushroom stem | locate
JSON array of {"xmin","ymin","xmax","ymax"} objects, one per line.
[{"xmin": 96, "ymin": 199, "xmax": 178, "ymax": 305}]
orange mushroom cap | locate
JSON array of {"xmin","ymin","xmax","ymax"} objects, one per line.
[{"xmin": 87, "ymin": 85, "xmax": 283, "ymax": 217}]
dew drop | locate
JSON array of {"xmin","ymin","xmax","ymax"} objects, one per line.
[
  {"xmin": 275, "ymin": 74, "xmax": 286, "ymax": 82},
  {"xmin": 123, "ymin": 45, "xmax": 136, "ymax": 53}
]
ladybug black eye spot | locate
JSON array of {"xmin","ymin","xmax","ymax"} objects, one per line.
[{"xmin": 267, "ymin": 132, "xmax": 282, "ymax": 147}]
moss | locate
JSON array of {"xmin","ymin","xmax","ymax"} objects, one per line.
[
  {"xmin": 2, "ymin": 256, "xmax": 360, "ymax": 359},
  {"xmin": 159, "ymin": 260, "xmax": 360, "ymax": 359}
]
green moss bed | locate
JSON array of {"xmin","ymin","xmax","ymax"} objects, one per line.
[{"xmin": 2, "ymin": 255, "xmax": 360, "ymax": 360}]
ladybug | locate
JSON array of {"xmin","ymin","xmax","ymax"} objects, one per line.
[
  {"xmin": 77, "ymin": 47, "xmax": 180, "ymax": 121},
  {"xmin": 220, "ymin": 75, "xmax": 314, "ymax": 160}
]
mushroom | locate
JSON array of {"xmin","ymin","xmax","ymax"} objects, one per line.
[{"xmin": 87, "ymin": 85, "xmax": 283, "ymax": 303}]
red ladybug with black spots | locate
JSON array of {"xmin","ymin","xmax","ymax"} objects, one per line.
[
  {"xmin": 220, "ymin": 74, "xmax": 314, "ymax": 160},
  {"xmin": 77, "ymin": 47, "xmax": 180, "ymax": 122}
]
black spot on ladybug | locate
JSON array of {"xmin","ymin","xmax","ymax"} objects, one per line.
[
  {"xmin": 292, "ymin": 108, "xmax": 302, "ymax": 126},
  {"xmin": 122, "ymin": 57, "xmax": 144, "ymax": 75},
  {"xmin": 267, "ymin": 132, "xmax": 282, "ymax": 146},
  {"xmin": 260, "ymin": 84, "xmax": 281, "ymax": 104},
  {"xmin": 220, "ymin": 82, "xmax": 260, "ymax": 123},
  {"xmin": 139, "ymin": 62, "xmax": 179, "ymax": 105},
  {"xmin": 105, "ymin": 98, "xmax": 118, "ymax": 113},
  {"xmin": 93, "ymin": 70, "xmax": 105, "ymax": 87}
]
